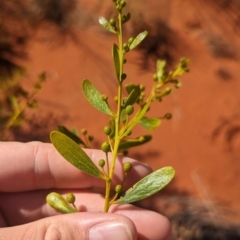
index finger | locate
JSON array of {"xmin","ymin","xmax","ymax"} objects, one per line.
[{"xmin": 0, "ymin": 141, "xmax": 152, "ymax": 192}]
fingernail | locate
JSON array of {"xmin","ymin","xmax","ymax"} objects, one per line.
[{"xmin": 89, "ymin": 222, "xmax": 133, "ymax": 240}]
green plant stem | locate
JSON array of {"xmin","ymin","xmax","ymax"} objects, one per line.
[{"xmin": 103, "ymin": 10, "xmax": 124, "ymax": 212}]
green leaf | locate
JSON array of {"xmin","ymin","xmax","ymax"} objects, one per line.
[
  {"xmin": 50, "ymin": 131, "xmax": 103, "ymax": 179},
  {"xmin": 118, "ymin": 135, "xmax": 152, "ymax": 150},
  {"xmin": 82, "ymin": 79, "xmax": 113, "ymax": 116},
  {"xmin": 123, "ymin": 85, "xmax": 141, "ymax": 107},
  {"xmin": 46, "ymin": 192, "xmax": 77, "ymax": 213},
  {"xmin": 139, "ymin": 117, "xmax": 161, "ymax": 131},
  {"xmin": 99, "ymin": 17, "xmax": 117, "ymax": 34},
  {"xmin": 58, "ymin": 125, "xmax": 84, "ymax": 145},
  {"xmin": 112, "ymin": 44, "xmax": 120, "ymax": 81},
  {"xmin": 129, "ymin": 31, "xmax": 148, "ymax": 50},
  {"xmin": 115, "ymin": 167, "xmax": 175, "ymax": 204}
]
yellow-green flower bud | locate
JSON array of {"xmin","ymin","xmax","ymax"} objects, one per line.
[
  {"xmin": 103, "ymin": 126, "xmax": 112, "ymax": 135},
  {"xmin": 128, "ymin": 37, "xmax": 134, "ymax": 45},
  {"xmin": 88, "ymin": 135, "xmax": 94, "ymax": 141},
  {"xmin": 66, "ymin": 193, "xmax": 76, "ymax": 204},
  {"xmin": 140, "ymin": 84, "xmax": 145, "ymax": 91},
  {"xmin": 125, "ymin": 105, "xmax": 134, "ymax": 115},
  {"xmin": 123, "ymin": 162, "xmax": 132, "ymax": 172},
  {"xmin": 109, "ymin": 18, "xmax": 116, "ymax": 26},
  {"xmin": 101, "ymin": 141, "xmax": 111, "ymax": 152},
  {"xmin": 120, "ymin": 1, "xmax": 126, "ymax": 8},
  {"xmin": 81, "ymin": 128, "xmax": 87, "ymax": 135},
  {"xmin": 115, "ymin": 184, "xmax": 122, "ymax": 194},
  {"xmin": 99, "ymin": 159, "xmax": 105, "ymax": 167}
]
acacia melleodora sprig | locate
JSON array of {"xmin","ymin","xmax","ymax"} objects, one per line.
[{"xmin": 47, "ymin": 0, "xmax": 189, "ymax": 214}]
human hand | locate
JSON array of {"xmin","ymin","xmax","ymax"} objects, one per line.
[{"xmin": 0, "ymin": 141, "xmax": 171, "ymax": 240}]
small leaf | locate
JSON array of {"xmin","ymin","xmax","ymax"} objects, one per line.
[
  {"xmin": 123, "ymin": 85, "xmax": 141, "ymax": 107},
  {"xmin": 46, "ymin": 192, "xmax": 77, "ymax": 213},
  {"xmin": 58, "ymin": 125, "xmax": 84, "ymax": 145},
  {"xmin": 99, "ymin": 17, "xmax": 117, "ymax": 34},
  {"xmin": 82, "ymin": 79, "xmax": 113, "ymax": 116},
  {"xmin": 115, "ymin": 167, "xmax": 175, "ymax": 204},
  {"xmin": 119, "ymin": 135, "xmax": 152, "ymax": 150},
  {"xmin": 112, "ymin": 44, "xmax": 120, "ymax": 81},
  {"xmin": 50, "ymin": 131, "xmax": 103, "ymax": 179},
  {"xmin": 129, "ymin": 31, "xmax": 148, "ymax": 50},
  {"xmin": 139, "ymin": 117, "xmax": 161, "ymax": 131}
]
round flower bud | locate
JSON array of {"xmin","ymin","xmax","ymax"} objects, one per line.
[
  {"xmin": 138, "ymin": 136, "xmax": 145, "ymax": 142},
  {"xmin": 140, "ymin": 84, "xmax": 145, "ymax": 91},
  {"xmin": 81, "ymin": 128, "xmax": 87, "ymax": 135},
  {"xmin": 123, "ymin": 43, "xmax": 128, "ymax": 49},
  {"xmin": 99, "ymin": 159, "xmax": 105, "ymax": 167},
  {"xmin": 121, "ymin": 73, "xmax": 127, "ymax": 81},
  {"xmin": 164, "ymin": 113, "xmax": 172, "ymax": 120},
  {"xmin": 103, "ymin": 126, "xmax": 112, "ymax": 135},
  {"xmin": 125, "ymin": 105, "xmax": 134, "ymax": 115},
  {"xmin": 101, "ymin": 141, "xmax": 111, "ymax": 152},
  {"xmin": 120, "ymin": 1, "xmax": 126, "ymax": 8},
  {"xmin": 115, "ymin": 184, "xmax": 122, "ymax": 194},
  {"xmin": 109, "ymin": 18, "xmax": 116, "ymax": 26},
  {"xmin": 88, "ymin": 135, "xmax": 94, "ymax": 141},
  {"xmin": 123, "ymin": 162, "xmax": 132, "ymax": 172},
  {"xmin": 164, "ymin": 87, "xmax": 172, "ymax": 95},
  {"xmin": 66, "ymin": 193, "xmax": 76, "ymax": 204},
  {"xmin": 128, "ymin": 37, "xmax": 134, "ymax": 45}
]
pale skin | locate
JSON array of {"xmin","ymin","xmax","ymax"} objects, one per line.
[{"xmin": 0, "ymin": 141, "xmax": 171, "ymax": 240}]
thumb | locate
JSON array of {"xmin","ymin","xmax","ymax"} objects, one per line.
[{"xmin": 0, "ymin": 213, "xmax": 136, "ymax": 240}]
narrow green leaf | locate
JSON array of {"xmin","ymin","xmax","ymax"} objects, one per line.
[
  {"xmin": 129, "ymin": 31, "xmax": 148, "ymax": 50},
  {"xmin": 50, "ymin": 131, "xmax": 103, "ymax": 179},
  {"xmin": 99, "ymin": 17, "xmax": 117, "ymax": 34},
  {"xmin": 82, "ymin": 79, "xmax": 113, "ymax": 116},
  {"xmin": 123, "ymin": 85, "xmax": 141, "ymax": 107},
  {"xmin": 112, "ymin": 44, "xmax": 120, "ymax": 80},
  {"xmin": 58, "ymin": 125, "xmax": 84, "ymax": 145},
  {"xmin": 139, "ymin": 117, "xmax": 161, "ymax": 131},
  {"xmin": 115, "ymin": 167, "xmax": 175, "ymax": 204},
  {"xmin": 118, "ymin": 135, "xmax": 152, "ymax": 150}
]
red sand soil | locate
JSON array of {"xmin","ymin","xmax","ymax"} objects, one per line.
[{"xmin": 10, "ymin": 0, "xmax": 240, "ymax": 219}]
